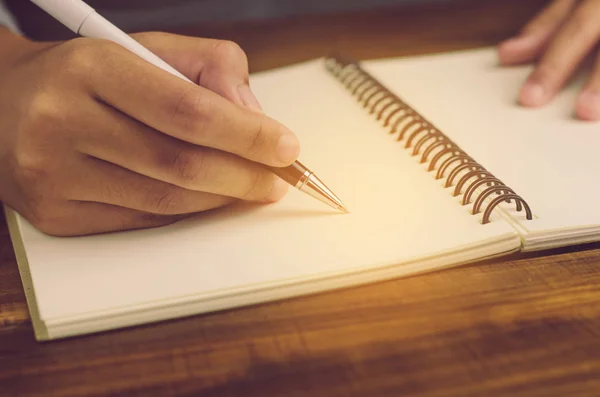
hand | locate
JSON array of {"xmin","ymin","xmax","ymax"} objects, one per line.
[
  {"xmin": 497, "ymin": 0, "xmax": 600, "ymax": 120},
  {"xmin": 0, "ymin": 31, "xmax": 300, "ymax": 236}
]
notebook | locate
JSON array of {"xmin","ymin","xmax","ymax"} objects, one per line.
[{"xmin": 6, "ymin": 46, "xmax": 600, "ymax": 341}]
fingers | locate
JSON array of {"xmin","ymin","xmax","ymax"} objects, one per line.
[
  {"xmin": 497, "ymin": 0, "xmax": 600, "ymax": 120},
  {"xmin": 498, "ymin": 0, "xmax": 578, "ymax": 65},
  {"xmin": 88, "ymin": 42, "xmax": 299, "ymax": 168},
  {"xmin": 517, "ymin": 0, "xmax": 600, "ymax": 107},
  {"xmin": 35, "ymin": 201, "xmax": 188, "ymax": 237},
  {"xmin": 77, "ymin": 102, "xmax": 288, "ymax": 201},
  {"xmin": 67, "ymin": 155, "xmax": 289, "ymax": 216},
  {"xmin": 71, "ymin": 156, "xmax": 235, "ymax": 215},
  {"xmin": 576, "ymin": 51, "xmax": 600, "ymax": 121},
  {"xmin": 132, "ymin": 33, "xmax": 262, "ymax": 112}
]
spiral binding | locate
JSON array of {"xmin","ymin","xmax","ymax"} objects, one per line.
[{"xmin": 324, "ymin": 55, "xmax": 532, "ymax": 224}]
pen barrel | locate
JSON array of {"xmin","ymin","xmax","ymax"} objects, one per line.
[
  {"xmin": 270, "ymin": 162, "xmax": 311, "ymax": 187},
  {"xmin": 78, "ymin": 12, "xmax": 191, "ymax": 82},
  {"xmin": 30, "ymin": 0, "xmax": 94, "ymax": 32}
]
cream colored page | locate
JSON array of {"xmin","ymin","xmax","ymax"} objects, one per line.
[
  {"xmin": 364, "ymin": 48, "xmax": 600, "ymax": 233},
  {"xmin": 18, "ymin": 59, "xmax": 517, "ymax": 322}
]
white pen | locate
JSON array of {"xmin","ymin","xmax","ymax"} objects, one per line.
[
  {"xmin": 29, "ymin": 0, "xmax": 349, "ymax": 212},
  {"xmin": 30, "ymin": 0, "xmax": 192, "ymax": 83}
]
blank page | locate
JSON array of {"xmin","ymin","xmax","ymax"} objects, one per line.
[
  {"xmin": 365, "ymin": 48, "xmax": 600, "ymax": 249},
  {"xmin": 9, "ymin": 59, "xmax": 519, "ymax": 338}
]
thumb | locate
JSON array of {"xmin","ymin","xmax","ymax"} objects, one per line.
[{"xmin": 131, "ymin": 32, "xmax": 263, "ymax": 113}]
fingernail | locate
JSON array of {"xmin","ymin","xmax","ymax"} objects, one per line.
[
  {"xmin": 520, "ymin": 80, "xmax": 546, "ymax": 107},
  {"xmin": 265, "ymin": 178, "xmax": 289, "ymax": 202},
  {"xmin": 276, "ymin": 133, "xmax": 300, "ymax": 164},
  {"xmin": 576, "ymin": 90, "xmax": 600, "ymax": 121},
  {"xmin": 238, "ymin": 84, "xmax": 263, "ymax": 113}
]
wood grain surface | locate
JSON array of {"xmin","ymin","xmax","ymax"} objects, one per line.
[{"xmin": 3, "ymin": 1, "xmax": 600, "ymax": 396}]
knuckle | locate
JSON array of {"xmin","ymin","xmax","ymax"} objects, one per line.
[
  {"xmin": 11, "ymin": 143, "xmax": 52, "ymax": 191},
  {"xmin": 245, "ymin": 119, "xmax": 266, "ymax": 157},
  {"xmin": 13, "ymin": 151, "xmax": 49, "ymax": 187},
  {"xmin": 210, "ymin": 40, "xmax": 248, "ymax": 66},
  {"xmin": 24, "ymin": 92, "xmax": 63, "ymax": 134},
  {"xmin": 241, "ymin": 170, "xmax": 265, "ymax": 200},
  {"xmin": 58, "ymin": 38, "xmax": 101, "ymax": 73},
  {"xmin": 13, "ymin": 95, "xmax": 64, "ymax": 186},
  {"xmin": 171, "ymin": 87, "xmax": 213, "ymax": 137},
  {"xmin": 170, "ymin": 149, "xmax": 208, "ymax": 186},
  {"xmin": 147, "ymin": 185, "xmax": 184, "ymax": 214},
  {"xmin": 57, "ymin": 38, "xmax": 124, "ymax": 79}
]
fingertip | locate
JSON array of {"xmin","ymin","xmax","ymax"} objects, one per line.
[
  {"xmin": 496, "ymin": 34, "xmax": 542, "ymax": 66},
  {"xmin": 496, "ymin": 38, "xmax": 520, "ymax": 65},
  {"xmin": 576, "ymin": 90, "xmax": 600, "ymax": 121},
  {"xmin": 519, "ymin": 80, "xmax": 548, "ymax": 107},
  {"xmin": 275, "ymin": 130, "xmax": 301, "ymax": 166}
]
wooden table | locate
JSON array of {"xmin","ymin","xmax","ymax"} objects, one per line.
[{"xmin": 3, "ymin": 0, "xmax": 600, "ymax": 395}]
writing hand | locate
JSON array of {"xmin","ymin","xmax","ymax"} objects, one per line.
[{"xmin": 0, "ymin": 31, "xmax": 300, "ymax": 236}]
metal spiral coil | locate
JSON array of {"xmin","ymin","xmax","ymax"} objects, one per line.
[{"xmin": 324, "ymin": 55, "xmax": 532, "ymax": 224}]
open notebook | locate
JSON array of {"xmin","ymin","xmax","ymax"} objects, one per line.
[{"xmin": 6, "ymin": 46, "xmax": 600, "ymax": 341}]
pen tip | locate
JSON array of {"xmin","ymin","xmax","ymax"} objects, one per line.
[
  {"xmin": 298, "ymin": 171, "xmax": 349, "ymax": 213},
  {"xmin": 338, "ymin": 203, "xmax": 350, "ymax": 213}
]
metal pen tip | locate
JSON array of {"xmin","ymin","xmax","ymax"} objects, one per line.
[
  {"xmin": 298, "ymin": 173, "xmax": 349, "ymax": 213},
  {"xmin": 338, "ymin": 203, "xmax": 350, "ymax": 213}
]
